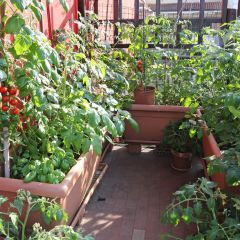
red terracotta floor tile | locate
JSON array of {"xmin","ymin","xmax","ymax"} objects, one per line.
[{"xmin": 80, "ymin": 146, "xmax": 203, "ymax": 240}]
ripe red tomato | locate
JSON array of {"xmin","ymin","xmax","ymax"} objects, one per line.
[
  {"xmin": 0, "ymin": 87, "xmax": 8, "ymax": 94},
  {"xmin": 9, "ymin": 99, "xmax": 18, "ymax": 106},
  {"xmin": 137, "ymin": 60, "xmax": 142, "ymax": 66},
  {"xmin": 11, "ymin": 108, "xmax": 20, "ymax": 115},
  {"xmin": 2, "ymin": 96, "xmax": 10, "ymax": 102},
  {"xmin": 8, "ymin": 88, "xmax": 17, "ymax": 96},
  {"xmin": 2, "ymin": 105, "xmax": 9, "ymax": 111},
  {"xmin": 137, "ymin": 65, "xmax": 143, "ymax": 72}
]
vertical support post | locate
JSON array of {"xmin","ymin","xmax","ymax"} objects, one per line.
[
  {"xmin": 94, "ymin": 0, "xmax": 98, "ymax": 15},
  {"xmin": 156, "ymin": 0, "xmax": 161, "ymax": 16},
  {"xmin": 176, "ymin": 0, "xmax": 183, "ymax": 45},
  {"xmin": 119, "ymin": 0, "xmax": 122, "ymax": 19},
  {"xmin": 222, "ymin": 0, "xmax": 228, "ymax": 23},
  {"xmin": 3, "ymin": 127, "xmax": 10, "ymax": 178},
  {"xmin": 85, "ymin": 0, "xmax": 90, "ymax": 11},
  {"xmin": 0, "ymin": 2, "xmax": 6, "ymax": 40},
  {"xmin": 226, "ymin": 0, "xmax": 238, "ymax": 22},
  {"xmin": 238, "ymin": 0, "xmax": 240, "ymax": 16},
  {"xmin": 46, "ymin": 3, "xmax": 53, "ymax": 41},
  {"xmin": 198, "ymin": 0, "xmax": 205, "ymax": 44},
  {"xmin": 113, "ymin": 0, "xmax": 119, "ymax": 44},
  {"xmin": 134, "ymin": 0, "xmax": 139, "ymax": 25},
  {"xmin": 38, "ymin": 0, "xmax": 43, "ymax": 32},
  {"xmin": 78, "ymin": 0, "xmax": 86, "ymax": 16}
]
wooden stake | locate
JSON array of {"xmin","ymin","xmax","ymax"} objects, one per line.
[{"xmin": 3, "ymin": 127, "xmax": 10, "ymax": 178}]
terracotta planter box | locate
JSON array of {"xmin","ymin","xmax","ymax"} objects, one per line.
[
  {"xmin": 202, "ymin": 128, "xmax": 240, "ymax": 194},
  {"xmin": 0, "ymin": 148, "xmax": 101, "ymax": 229},
  {"xmin": 124, "ymin": 105, "xmax": 189, "ymax": 143}
]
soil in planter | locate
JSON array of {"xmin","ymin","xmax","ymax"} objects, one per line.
[{"xmin": 134, "ymin": 86, "xmax": 155, "ymax": 105}]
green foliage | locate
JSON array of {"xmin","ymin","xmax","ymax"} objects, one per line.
[
  {"xmin": 160, "ymin": 117, "xmax": 201, "ymax": 154},
  {"xmin": 162, "ymin": 178, "xmax": 240, "ymax": 240},
  {"xmin": 0, "ymin": 9, "xmax": 137, "ymax": 184},
  {"xmin": 0, "ymin": 190, "xmax": 92, "ymax": 240},
  {"xmin": 207, "ymin": 144, "xmax": 240, "ymax": 187}
]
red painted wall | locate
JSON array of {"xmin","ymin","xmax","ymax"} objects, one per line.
[{"xmin": 42, "ymin": 0, "xmax": 78, "ymax": 40}]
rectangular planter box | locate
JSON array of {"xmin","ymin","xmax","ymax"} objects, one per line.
[
  {"xmin": 124, "ymin": 105, "xmax": 189, "ymax": 144},
  {"xmin": 0, "ymin": 148, "xmax": 101, "ymax": 229}
]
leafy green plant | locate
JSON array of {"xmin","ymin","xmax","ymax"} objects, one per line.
[
  {"xmin": 207, "ymin": 144, "xmax": 240, "ymax": 187},
  {"xmin": 0, "ymin": 8, "xmax": 138, "ymax": 183},
  {"xmin": 0, "ymin": 189, "xmax": 92, "ymax": 240},
  {"xmin": 117, "ymin": 16, "xmax": 176, "ymax": 90},
  {"xmin": 162, "ymin": 178, "xmax": 240, "ymax": 240},
  {"xmin": 161, "ymin": 118, "xmax": 201, "ymax": 154}
]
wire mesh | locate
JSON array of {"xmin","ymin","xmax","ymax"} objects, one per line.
[{"xmin": 96, "ymin": 0, "xmax": 223, "ymax": 43}]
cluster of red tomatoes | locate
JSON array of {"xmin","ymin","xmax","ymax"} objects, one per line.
[
  {"xmin": 137, "ymin": 60, "xmax": 143, "ymax": 72},
  {"xmin": 0, "ymin": 86, "xmax": 20, "ymax": 115}
]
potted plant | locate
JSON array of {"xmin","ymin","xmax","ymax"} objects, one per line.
[
  {"xmin": 162, "ymin": 178, "xmax": 240, "ymax": 239},
  {"xmin": 162, "ymin": 118, "xmax": 200, "ymax": 171},
  {"xmin": 117, "ymin": 15, "xmax": 175, "ymax": 105},
  {"xmin": 205, "ymin": 144, "xmax": 240, "ymax": 194}
]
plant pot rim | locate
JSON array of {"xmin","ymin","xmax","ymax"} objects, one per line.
[
  {"xmin": 0, "ymin": 148, "xmax": 97, "ymax": 198},
  {"xmin": 129, "ymin": 104, "xmax": 189, "ymax": 112},
  {"xmin": 134, "ymin": 86, "xmax": 155, "ymax": 93},
  {"xmin": 171, "ymin": 149, "xmax": 192, "ymax": 158}
]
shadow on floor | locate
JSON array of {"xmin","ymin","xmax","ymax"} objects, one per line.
[{"xmin": 80, "ymin": 146, "xmax": 203, "ymax": 240}]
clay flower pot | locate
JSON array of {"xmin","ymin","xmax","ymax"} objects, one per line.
[
  {"xmin": 134, "ymin": 86, "xmax": 155, "ymax": 105},
  {"xmin": 171, "ymin": 150, "xmax": 192, "ymax": 171},
  {"xmin": 0, "ymin": 148, "xmax": 101, "ymax": 229}
]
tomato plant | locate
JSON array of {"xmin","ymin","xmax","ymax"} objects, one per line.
[{"xmin": 0, "ymin": 7, "xmax": 138, "ymax": 184}]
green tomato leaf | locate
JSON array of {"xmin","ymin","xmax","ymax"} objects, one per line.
[
  {"xmin": 50, "ymin": 49, "xmax": 60, "ymax": 67},
  {"xmin": 102, "ymin": 114, "xmax": 118, "ymax": 137},
  {"xmin": 30, "ymin": 5, "xmax": 42, "ymax": 21},
  {"xmin": 207, "ymin": 198, "xmax": 215, "ymax": 210},
  {"xmin": 0, "ymin": 196, "xmax": 8, "ymax": 206},
  {"xmin": 82, "ymin": 138, "xmax": 91, "ymax": 154},
  {"xmin": 88, "ymin": 109, "xmax": 101, "ymax": 128},
  {"xmin": 41, "ymin": 59, "xmax": 51, "ymax": 73},
  {"xmin": 9, "ymin": 213, "xmax": 19, "ymax": 229},
  {"xmin": 0, "ymin": 59, "xmax": 7, "ymax": 67},
  {"xmin": 14, "ymin": 34, "xmax": 32, "ymax": 55},
  {"xmin": 228, "ymin": 106, "xmax": 240, "ymax": 119},
  {"xmin": 5, "ymin": 14, "xmax": 25, "ymax": 34},
  {"xmin": 24, "ymin": 171, "xmax": 37, "ymax": 182},
  {"xmin": 59, "ymin": 0, "xmax": 69, "ymax": 12},
  {"xmin": 33, "ymin": 89, "xmax": 47, "ymax": 107},
  {"xmin": 194, "ymin": 202, "xmax": 202, "ymax": 217},
  {"xmin": 92, "ymin": 135, "xmax": 102, "ymax": 156},
  {"xmin": 10, "ymin": 0, "xmax": 32, "ymax": 11},
  {"xmin": 115, "ymin": 119, "xmax": 125, "ymax": 136},
  {"xmin": 127, "ymin": 117, "xmax": 139, "ymax": 133},
  {"xmin": 10, "ymin": 197, "xmax": 24, "ymax": 215}
]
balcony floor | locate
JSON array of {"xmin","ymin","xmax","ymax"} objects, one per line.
[{"xmin": 80, "ymin": 146, "xmax": 203, "ymax": 240}]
